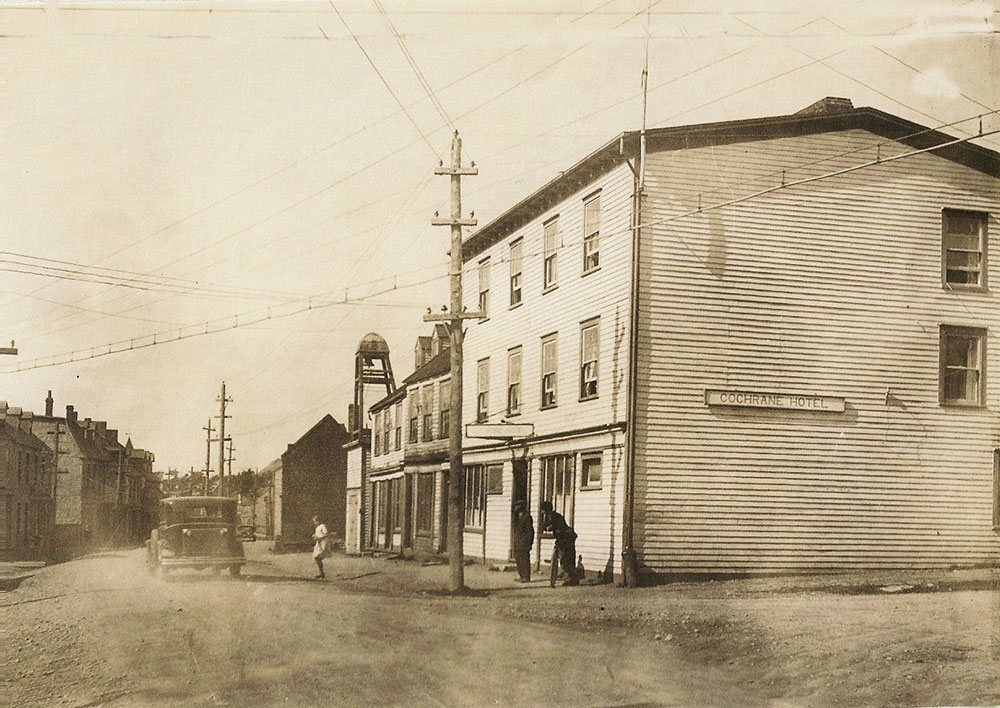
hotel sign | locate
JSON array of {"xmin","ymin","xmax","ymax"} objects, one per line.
[{"xmin": 705, "ymin": 389, "xmax": 845, "ymax": 412}]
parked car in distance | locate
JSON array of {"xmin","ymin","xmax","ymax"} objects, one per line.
[
  {"xmin": 147, "ymin": 496, "xmax": 246, "ymax": 578},
  {"xmin": 238, "ymin": 524, "xmax": 257, "ymax": 542}
]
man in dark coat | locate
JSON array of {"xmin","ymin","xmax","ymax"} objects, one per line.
[
  {"xmin": 511, "ymin": 501, "xmax": 534, "ymax": 582},
  {"xmin": 540, "ymin": 501, "xmax": 580, "ymax": 586}
]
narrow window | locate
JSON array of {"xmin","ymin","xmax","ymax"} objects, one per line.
[
  {"xmin": 486, "ymin": 464, "xmax": 503, "ymax": 495},
  {"xmin": 383, "ymin": 405, "xmax": 391, "ymax": 454},
  {"xmin": 580, "ymin": 319, "xmax": 599, "ymax": 400},
  {"xmin": 507, "ymin": 347, "xmax": 522, "ymax": 416},
  {"xmin": 940, "ymin": 325, "xmax": 986, "ymax": 406},
  {"xmin": 478, "ymin": 258, "xmax": 490, "ymax": 318},
  {"xmin": 422, "ymin": 385, "xmax": 434, "ymax": 441},
  {"xmin": 408, "ymin": 395, "xmax": 419, "ymax": 443},
  {"xmin": 477, "ymin": 358, "xmax": 490, "ymax": 423},
  {"xmin": 581, "ymin": 451, "xmax": 603, "ymax": 489},
  {"xmin": 373, "ymin": 411, "xmax": 382, "ymax": 456},
  {"xmin": 439, "ymin": 379, "xmax": 450, "ymax": 439},
  {"xmin": 464, "ymin": 465, "xmax": 486, "ymax": 528},
  {"xmin": 583, "ymin": 193, "xmax": 601, "ymax": 273},
  {"xmin": 541, "ymin": 334, "xmax": 557, "ymax": 409},
  {"xmin": 543, "ymin": 217, "xmax": 559, "ymax": 290},
  {"xmin": 540, "ymin": 455, "xmax": 574, "ymax": 525},
  {"xmin": 509, "ymin": 239, "xmax": 523, "ymax": 307},
  {"xmin": 394, "ymin": 401, "xmax": 402, "ymax": 451},
  {"xmin": 416, "ymin": 473, "xmax": 434, "ymax": 535},
  {"xmin": 943, "ymin": 210, "xmax": 988, "ymax": 289}
]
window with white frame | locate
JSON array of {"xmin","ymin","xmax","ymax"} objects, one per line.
[
  {"xmin": 940, "ymin": 325, "xmax": 986, "ymax": 406},
  {"xmin": 507, "ymin": 347, "xmax": 522, "ymax": 416},
  {"xmin": 583, "ymin": 193, "xmax": 601, "ymax": 273},
  {"xmin": 510, "ymin": 238, "xmax": 523, "ymax": 307},
  {"xmin": 943, "ymin": 209, "xmax": 988, "ymax": 289},
  {"xmin": 464, "ymin": 465, "xmax": 487, "ymax": 528},
  {"xmin": 580, "ymin": 319, "xmax": 599, "ymax": 400},
  {"xmin": 540, "ymin": 455, "xmax": 574, "ymax": 525},
  {"xmin": 383, "ymin": 405, "xmax": 391, "ymax": 454},
  {"xmin": 422, "ymin": 385, "xmax": 434, "ymax": 441},
  {"xmin": 478, "ymin": 258, "xmax": 490, "ymax": 317},
  {"xmin": 543, "ymin": 217, "xmax": 559, "ymax": 290},
  {"xmin": 408, "ymin": 396, "xmax": 419, "ymax": 443},
  {"xmin": 373, "ymin": 410, "xmax": 382, "ymax": 456},
  {"xmin": 394, "ymin": 400, "xmax": 403, "ymax": 450},
  {"xmin": 477, "ymin": 358, "xmax": 490, "ymax": 423},
  {"xmin": 438, "ymin": 379, "xmax": 450, "ymax": 439},
  {"xmin": 580, "ymin": 451, "xmax": 602, "ymax": 489},
  {"xmin": 541, "ymin": 334, "xmax": 557, "ymax": 409}
]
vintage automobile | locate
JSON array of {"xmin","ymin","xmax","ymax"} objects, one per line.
[{"xmin": 147, "ymin": 496, "xmax": 246, "ymax": 577}]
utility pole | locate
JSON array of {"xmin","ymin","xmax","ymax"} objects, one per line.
[
  {"xmin": 202, "ymin": 419, "xmax": 215, "ymax": 496},
  {"xmin": 427, "ymin": 131, "xmax": 479, "ymax": 593},
  {"xmin": 216, "ymin": 382, "xmax": 232, "ymax": 496},
  {"xmin": 225, "ymin": 440, "xmax": 235, "ymax": 497}
]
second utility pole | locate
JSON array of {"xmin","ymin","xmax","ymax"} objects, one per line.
[
  {"xmin": 217, "ymin": 381, "xmax": 232, "ymax": 496},
  {"xmin": 428, "ymin": 131, "xmax": 478, "ymax": 593}
]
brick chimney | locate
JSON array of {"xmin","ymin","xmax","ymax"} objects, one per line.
[
  {"xmin": 66, "ymin": 405, "xmax": 77, "ymax": 424},
  {"xmin": 45, "ymin": 390, "xmax": 54, "ymax": 417},
  {"xmin": 107, "ymin": 428, "xmax": 118, "ymax": 444},
  {"xmin": 95, "ymin": 421, "xmax": 107, "ymax": 438}
]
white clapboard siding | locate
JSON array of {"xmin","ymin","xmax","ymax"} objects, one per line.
[
  {"xmin": 636, "ymin": 128, "xmax": 1000, "ymax": 572},
  {"xmin": 406, "ymin": 373, "xmax": 450, "ymax": 458},
  {"xmin": 462, "ymin": 164, "xmax": 635, "ymax": 441},
  {"xmin": 346, "ymin": 444, "xmax": 364, "ymax": 490}
]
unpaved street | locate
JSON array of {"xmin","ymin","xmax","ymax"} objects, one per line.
[{"xmin": 4, "ymin": 547, "xmax": 1000, "ymax": 708}]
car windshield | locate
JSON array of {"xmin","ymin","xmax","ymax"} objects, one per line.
[{"xmin": 186, "ymin": 506, "xmax": 225, "ymax": 520}]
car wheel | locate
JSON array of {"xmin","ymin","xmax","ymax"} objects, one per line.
[{"xmin": 229, "ymin": 565, "xmax": 241, "ymax": 578}]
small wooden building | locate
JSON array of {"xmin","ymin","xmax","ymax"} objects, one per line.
[{"xmin": 459, "ymin": 98, "xmax": 1000, "ymax": 581}]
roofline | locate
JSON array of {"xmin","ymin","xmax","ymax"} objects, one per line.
[{"xmin": 463, "ymin": 104, "xmax": 1000, "ymax": 261}]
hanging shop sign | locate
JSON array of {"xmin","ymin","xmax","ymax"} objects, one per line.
[{"xmin": 705, "ymin": 389, "xmax": 845, "ymax": 412}]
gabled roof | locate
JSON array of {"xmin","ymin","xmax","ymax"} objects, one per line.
[
  {"xmin": 463, "ymin": 100, "xmax": 1000, "ymax": 261},
  {"xmin": 0, "ymin": 420, "xmax": 48, "ymax": 451},
  {"xmin": 403, "ymin": 348, "xmax": 451, "ymax": 386},
  {"xmin": 370, "ymin": 349, "xmax": 452, "ymax": 414},
  {"xmin": 288, "ymin": 413, "xmax": 347, "ymax": 447}
]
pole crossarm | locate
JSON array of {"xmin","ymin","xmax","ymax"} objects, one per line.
[
  {"xmin": 431, "ymin": 217, "xmax": 478, "ymax": 227},
  {"xmin": 433, "ymin": 166, "xmax": 478, "ymax": 176}
]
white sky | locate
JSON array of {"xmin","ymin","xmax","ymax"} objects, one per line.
[{"xmin": 2, "ymin": 0, "xmax": 998, "ymax": 473}]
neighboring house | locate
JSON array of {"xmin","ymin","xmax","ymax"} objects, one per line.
[
  {"xmin": 0, "ymin": 408, "xmax": 55, "ymax": 561},
  {"xmin": 123, "ymin": 440, "xmax": 156, "ymax": 545},
  {"xmin": 458, "ymin": 97, "xmax": 1000, "ymax": 581},
  {"xmin": 275, "ymin": 414, "xmax": 350, "ymax": 549},
  {"xmin": 368, "ymin": 330, "xmax": 452, "ymax": 558}
]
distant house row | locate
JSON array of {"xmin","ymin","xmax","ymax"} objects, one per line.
[{"xmin": 0, "ymin": 392, "xmax": 157, "ymax": 562}]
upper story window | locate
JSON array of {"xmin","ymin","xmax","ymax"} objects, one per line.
[
  {"xmin": 583, "ymin": 193, "xmax": 601, "ymax": 273},
  {"xmin": 580, "ymin": 318, "xmax": 599, "ymax": 400},
  {"xmin": 478, "ymin": 258, "xmax": 491, "ymax": 317},
  {"xmin": 507, "ymin": 346, "xmax": 522, "ymax": 416},
  {"xmin": 383, "ymin": 405, "xmax": 391, "ymax": 454},
  {"xmin": 543, "ymin": 217, "xmax": 560, "ymax": 290},
  {"xmin": 373, "ymin": 411, "xmax": 382, "ymax": 456},
  {"xmin": 541, "ymin": 334, "xmax": 558, "ymax": 409},
  {"xmin": 509, "ymin": 239, "xmax": 523, "ymax": 307},
  {"xmin": 408, "ymin": 396, "xmax": 419, "ymax": 443},
  {"xmin": 940, "ymin": 325, "xmax": 986, "ymax": 406},
  {"xmin": 943, "ymin": 209, "xmax": 988, "ymax": 290},
  {"xmin": 422, "ymin": 385, "xmax": 434, "ymax": 442},
  {"xmin": 439, "ymin": 379, "xmax": 450, "ymax": 439},
  {"xmin": 477, "ymin": 358, "xmax": 490, "ymax": 423},
  {"xmin": 394, "ymin": 401, "xmax": 403, "ymax": 450}
]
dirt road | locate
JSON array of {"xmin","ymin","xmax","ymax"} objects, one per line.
[{"xmin": 4, "ymin": 547, "xmax": 1000, "ymax": 707}]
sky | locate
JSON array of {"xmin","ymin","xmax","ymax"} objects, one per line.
[{"xmin": 1, "ymin": 0, "xmax": 998, "ymax": 474}]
